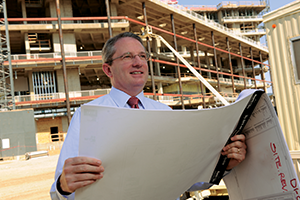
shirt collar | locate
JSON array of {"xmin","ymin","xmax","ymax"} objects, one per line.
[{"xmin": 109, "ymin": 87, "xmax": 145, "ymax": 109}]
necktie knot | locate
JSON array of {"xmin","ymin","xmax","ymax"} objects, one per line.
[{"xmin": 127, "ymin": 96, "xmax": 139, "ymax": 109}]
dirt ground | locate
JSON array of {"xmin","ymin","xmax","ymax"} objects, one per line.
[{"xmin": 0, "ymin": 154, "xmax": 59, "ymax": 200}]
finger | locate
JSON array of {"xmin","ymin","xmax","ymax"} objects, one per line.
[
  {"xmin": 223, "ymin": 146, "xmax": 246, "ymax": 160},
  {"xmin": 222, "ymin": 147, "xmax": 240, "ymax": 156},
  {"xmin": 61, "ymin": 170, "xmax": 104, "ymax": 193},
  {"xmin": 231, "ymin": 134, "xmax": 246, "ymax": 142},
  {"xmin": 66, "ymin": 157, "xmax": 102, "ymax": 167},
  {"xmin": 223, "ymin": 140, "xmax": 247, "ymax": 152},
  {"xmin": 226, "ymin": 150, "xmax": 245, "ymax": 161},
  {"xmin": 67, "ymin": 179, "xmax": 98, "ymax": 192},
  {"xmin": 226, "ymin": 153, "xmax": 246, "ymax": 170},
  {"xmin": 66, "ymin": 172, "xmax": 104, "ymax": 184},
  {"xmin": 71, "ymin": 164, "xmax": 104, "ymax": 174}
]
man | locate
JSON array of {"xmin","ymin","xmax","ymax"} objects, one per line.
[{"xmin": 50, "ymin": 32, "xmax": 247, "ymax": 200}]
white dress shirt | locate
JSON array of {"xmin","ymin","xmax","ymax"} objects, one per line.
[{"xmin": 50, "ymin": 87, "xmax": 212, "ymax": 200}]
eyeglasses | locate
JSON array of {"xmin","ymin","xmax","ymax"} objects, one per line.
[{"xmin": 106, "ymin": 52, "xmax": 150, "ymax": 64}]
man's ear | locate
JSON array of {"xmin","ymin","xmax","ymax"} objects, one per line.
[{"xmin": 102, "ymin": 63, "xmax": 112, "ymax": 78}]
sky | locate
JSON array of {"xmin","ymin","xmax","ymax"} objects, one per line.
[
  {"xmin": 176, "ymin": 0, "xmax": 296, "ymax": 93},
  {"xmin": 177, "ymin": 0, "xmax": 295, "ymax": 11}
]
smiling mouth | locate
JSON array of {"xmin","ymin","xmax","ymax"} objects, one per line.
[{"xmin": 130, "ymin": 72, "xmax": 143, "ymax": 74}]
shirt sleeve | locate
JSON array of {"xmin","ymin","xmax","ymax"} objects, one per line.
[
  {"xmin": 187, "ymin": 182, "xmax": 213, "ymax": 192},
  {"xmin": 50, "ymin": 108, "xmax": 82, "ymax": 200},
  {"xmin": 186, "ymin": 170, "xmax": 231, "ymax": 192}
]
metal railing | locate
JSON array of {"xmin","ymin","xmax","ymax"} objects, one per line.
[
  {"xmin": 7, "ymin": 17, "xmax": 129, "ymax": 25},
  {"xmin": 13, "ymin": 89, "xmax": 111, "ymax": 102},
  {"xmin": 10, "ymin": 51, "xmax": 102, "ymax": 61},
  {"xmin": 10, "ymin": 88, "xmax": 240, "ymax": 105},
  {"xmin": 10, "ymin": 76, "xmax": 266, "ymax": 105},
  {"xmin": 155, "ymin": 0, "xmax": 268, "ymax": 50},
  {"xmin": 240, "ymin": 29, "xmax": 266, "ymax": 34},
  {"xmin": 184, "ymin": 1, "xmax": 265, "ymax": 10},
  {"xmin": 217, "ymin": 1, "xmax": 266, "ymax": 9},
  {"xmin": 29, "ymin": 39, "xmax": 51, "ymax": 50},
  {"xmin": 183, "ymin": 5, "xmax": 217, "ymax": 10},
  {"xmin": 223, "ymin": 15, "xmax": 263, "ymax": 20},
  {"xmin": 25, "ymin": 0, "xmax": 42, "ymax": 4}
]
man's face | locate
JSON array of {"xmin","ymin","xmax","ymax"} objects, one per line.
[{"xmin": 103, "ymin": 37, "xmax": 149, "ymax": 96}]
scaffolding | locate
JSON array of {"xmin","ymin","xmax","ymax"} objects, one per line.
[
  {"xmin": 260, "ymin": 0, "xmax": 270, "ymax": 15},
  {"xmin": 0, "ymin": 0, "xmax": 15, "ymax": 110}
]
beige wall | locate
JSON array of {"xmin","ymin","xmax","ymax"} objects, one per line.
[
  {"xmin": 263, "ymin": 1, "xmax": 300, "ymax": 151},
  {"xmin": 50, "ymin": 0, "xmax": 76, "ymax": 55},
  {"xmin": 14, "ymin": 76, "xmax": 28, "ymax": 92},
  {"xmin": 52, "ymin": 33, "xmax": 77, "ymax": 55},
  {"xmin": 36, "ymin": 117, "xmax": 63, "ymax": 144},
  {"xmin": 56, "ymin": 68, "xmax": 81, "ymax": 92},
  {"xmin": 48, "ymin": 0, "xmax": 73, "ymax": 18},
  {"xmin": 163, "ymin": 83, "xmax": 202, "ymax": 94}
]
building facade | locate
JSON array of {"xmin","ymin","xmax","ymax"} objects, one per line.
[
  {"xmin": 0, "ymin": 0, "xmax": 272, "ymax": 197},
  {"xmin": 1, "ymin": 0, "xmax": 270, "ymax": 156},
  {"xmin": 185, "ymin": 0, "xmax": 269, "ymax": 44},
  {"xmin": 263, "ymin": 0, "xmax": 300, "ymax": 177}
]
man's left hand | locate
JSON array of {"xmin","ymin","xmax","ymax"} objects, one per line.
[{"xmin": 221, "ymin": 134, "xmax": 247, "ymax": 170}]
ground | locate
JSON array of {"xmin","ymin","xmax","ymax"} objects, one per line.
[{"xmin": 0, "ymin": 154, "xmax": 59, "ymax": 200}]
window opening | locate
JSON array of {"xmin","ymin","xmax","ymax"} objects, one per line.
[
  {"xmin": 32, "ymin": 71, "xmax": 57, "ymax": 100},
  {"xmin": 50, "ymin": 127, "xmax": 59, "ymax": 142},
  {"xmin": 290, "ymin": 36, "xmax": 300, "ymax": 84}
]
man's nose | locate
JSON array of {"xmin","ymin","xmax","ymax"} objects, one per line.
[{"xmin": 132, "ymin": 55, "xmax": 143, "ymax": 65}]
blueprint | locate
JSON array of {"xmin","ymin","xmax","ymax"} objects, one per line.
[
  {"xmin": 224, "ymin": 92, "xmax": 300, "ymax": 200},
  {"xmin": 76, "ymin": 90, "xmax": 299, "ymax": 200}
]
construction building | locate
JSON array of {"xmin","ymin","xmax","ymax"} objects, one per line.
[
  {"xmin": 263, "ymin": 0, "xmax": 300, "ymax": 179},
  {"xmin": 0, "ymin": 0, "xmax": 271, "ymax": 193},
  {"xmin": 0, "ymin": 0, "xmax": 270, "ymax": 155},
  {"xmin": 0, "ymin": 0, "xmax": 272, "ymax": 197},
  {"xmin": 186, "ymin": 0, "xmax": 269, "ymax": 44}
]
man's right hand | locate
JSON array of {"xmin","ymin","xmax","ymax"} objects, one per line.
[{"xmin": 59, "ymin": 157, "xmax": 104, "ymax": 194}]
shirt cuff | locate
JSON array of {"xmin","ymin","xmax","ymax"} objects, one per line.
[
  {"xmin": 55, "ymin": 175, "xmax": 72, "ymax": 199},
  {"xmin": 223, "ymin": 170, "xmax": 231, "ymax": 177}
]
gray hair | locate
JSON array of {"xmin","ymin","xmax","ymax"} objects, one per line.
[{"xmin": 102, "ymin": 32, "xmax": 145, "ymax": 65}]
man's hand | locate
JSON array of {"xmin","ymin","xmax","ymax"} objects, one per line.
[
  {"xmin": 59, "ymin": 157, "xmax": 104, "ymax": 194},
  {"xmin": 221, "ymin": 134, "xmax": 247, "ymax": 170}
]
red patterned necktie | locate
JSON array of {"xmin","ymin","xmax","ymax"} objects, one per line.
[{"xmin": 127, "ymin": 96, "xmax": 139, "ymax": 109}]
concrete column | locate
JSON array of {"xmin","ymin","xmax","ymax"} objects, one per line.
[
  {"xmin": 217, "ymin": 11, "xmax": 222, "ymax": 24},
  {"xmin": 256, "ymin": 36, "xmax": 260, "ymax": 45},
  {"xmin": 217, "ymin": 55, "xmax": 223, "ymax": 78},
  {"xmin": 21, "ymin": 0, "xmax": 27, "ymax": 24},
  {"xmin": 52, "ymin": 33, "xmax": 76, "ymax": 55},
  {"xmin": 157, "ymin": 83, "xmax": 163, "ymax": 94},
  {"xmin": 49, "ymin": 0, "xmax": 57, "ymax": 24},
  {"xmin": 24, "ymin": 33, "xmax": 31, "ymax": 59},
  {"xmin": 58, "ymin": 0, "xmax": 73, "ymax": 17},
  {"xmin": 61, "ymin": 117, "xmax": 69, "ymax": 132},
  {"xmin": 152, "ymin": 38, "xmax": 161, "ymax": 76},
  {"xmin": 49, "ymin": 0, "xmax": 73, "ymax": 21},
  {"xmin": 56, "ymin": 68, "xmax": 80, "ymax": 92},
  {"xmin": 61, "ymin": 0, "xmax": 73, "ymax": 23},
  {"xmin": 232, "ymin": 23, "xmax": 240, "ymax": 33},
  {"xmin": 180, "ymin": 46, "xmax": 186, "ymax": 55},
  {"xmin": 27, "ymin": 71, "xmax": 34, "ymax": 98},
  {"xmin": 110, "ymin": 3, "xmax": 118, "ymax": 16},
  {"xmin": 152, "ymin": 38, "xmax": 163, "ymax": 94},
  {"xmin": 190, "ymin": 46, "xmax": 195, "ymax": 62},
  {"xmin": 236, "ymin": 58, "xmax": 243, "ymax": 81},
  {"xmin": 110, "ymin": 3, "xmax": 118, "ymax": 22},
  {"xmin": 205, "ymin": 51, "xmax": 211, "ymax": 79}
]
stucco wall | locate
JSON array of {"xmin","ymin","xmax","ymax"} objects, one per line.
[{"xmin": 263, "ymin": 1, "xmax": 300, "ymax": 151}]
